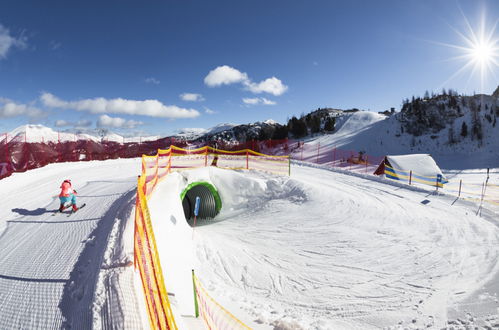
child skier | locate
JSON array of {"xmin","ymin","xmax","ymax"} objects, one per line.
[{"xmin": 59, "ymin": 179, "xmax": 79, "ymax": 212}]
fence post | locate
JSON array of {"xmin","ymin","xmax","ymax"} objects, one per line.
[
  {"xmin": 365, "ymin": 155, "xmax": 368, "ymax": 173},
  {"xmin": 458, "ymin": 179, "xmax": 462, "ymax": 197},
  {"xmin": 246, "ymin": 150, "xmax": 249, "ymax": 169},
  {"xmin": 436, "ymin": 174, "xmax": 443, "ymax": 191},
  {"xmin": 205, "ymin": 147, "xmax": 208, "ymax": 167},
  {"xmin": 4, "ymin": 133, "xmax": 8, "ymax": 166},
  {"xmin": 24, "ymin": 132, "xmax": 28, "ymax": 171},
  {"xmin": 288, "ymin": 156, "xmax": 291, "ymax": 176},
  {"xmin": 333, "ymin": 147, "xmax": 336, "ymax": 167},
  {"xmin": 316, "ymin": 142, "xmax": 320, "ymax": 164},
  {"xmin": 301, "ymin": 142, "xmax": 303, "ymax": 161},
  {"xmin": 192, "ymin": 270, "xmax": 199, "ymax": 317},
  {"xmin": 409, "ymin": 170, "xmax": 412, "ymax": 185}
]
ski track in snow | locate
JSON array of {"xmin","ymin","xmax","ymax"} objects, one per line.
[
  {"xmin": 191, "ymin": 165, "xmax": 499, "ymax": 330},
  {"xmin": 0, "ymin": 159, "xmax": 144, "ymax": 329},
  {"xmin": 0, "ymin": 157, "xmax": 498, "ymax": 329}
]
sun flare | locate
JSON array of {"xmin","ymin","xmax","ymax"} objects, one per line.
[
  {"xmin": 435, "ymin": 8, "xmax": 498, "ymax": 93},
  {"xmin": 470, "ymin": 40, "xmax": 494, "ymax": 64}
]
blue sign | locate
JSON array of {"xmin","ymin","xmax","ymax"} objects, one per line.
[
  {"xmin": 194, "ymin": 196, "xmax": 201, "ymax": 217},
  {"xmin": 436, "ymin": 174, "xmax": 442, "ymax": 183}
]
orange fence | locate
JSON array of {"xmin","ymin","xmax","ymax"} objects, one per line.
[
  {"xmin": 134, "ymin": 145, "xmax": 287, "ymax": 329},
  {"xmin": 134, "ymin": 174, "xmax": 177, "ymax": 330},
  {"xmin": 193, "ymin": 272, "xmax": 251, "ymax": 330}
]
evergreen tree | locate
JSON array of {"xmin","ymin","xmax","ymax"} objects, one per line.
[
  {"xmin": 271, "ymin": 125, "xmax": 289, "ymax": 140},
  {"xmin": 288, "ymin": 117, "xmax": 307, "ymax": 137},
  {"xmin": 448, "ymin": 125, "xmax": 455, "ymax": 144},
  {"xmin": 324, "ymin": 117, "xmax": 335, "ymax": 132},
  {"xmin": 460, "ymin": 122, "xmax": 468, "ymax": 138},
  {"xmin": 310, "ymin": 115, "xmax": 321, "ymax": 133}
]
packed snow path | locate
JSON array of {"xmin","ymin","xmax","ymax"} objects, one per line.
[
  {"xmin": 191, "ymin": 165, "xmax": 499, "ymax": 329},
  {"xmin": 0, "ymin": 159, "xmax": 143, "ymax": 329}
]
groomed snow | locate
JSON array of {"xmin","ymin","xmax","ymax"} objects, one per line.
[
  {"xmin": 1, "ymin": 158, "xmax": 498, "ymax": 329},
  {"xmin": 187, "ymin": 165, "xmax": 499, "ymax": 329},
  {"xmin": 0, "ymin": 158, "xmax": 146, "ymax": 329}
]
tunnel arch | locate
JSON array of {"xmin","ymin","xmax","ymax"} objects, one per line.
[{"xmin": 180, "ymin": 182, "xmax": 222, "ymax": 226}]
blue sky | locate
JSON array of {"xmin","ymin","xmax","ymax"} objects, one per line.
[{"xmin": 0, "ymin": 0, "xmax": 497, "ymax": 137}]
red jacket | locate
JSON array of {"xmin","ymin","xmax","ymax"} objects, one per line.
[{"xmin": 59, "ymin": 181, "xmax": 75, "ymax": 197}]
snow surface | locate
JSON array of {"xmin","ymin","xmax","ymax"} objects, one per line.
[
  {"xmin": 175, "ymin": 123, "xmax": 238, "ymax": 140},
  {"xmin": 386, "ymin": 154, "xmax": 446, "ymax": 179},
  {"xmin": 301, "ymin": 104, "xmax": 499, "ymax": 170},
  {"xmin": 1, "ymin": 156, "xmax": 498, "ymax": 329},
  {"xmin": 144, "ymin": 165, "xmax": 499, "ymax": 329},
  {"xmin": 0, "ymin": 158, "xmax": 146, "ymax": 329}
]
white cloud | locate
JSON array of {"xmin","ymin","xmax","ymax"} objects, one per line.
[
  {"xmin": 204, "ymin": 107, "xmax": 217, "ymax": 114},
  {"xmin": 204, "ymin": 65, "xmax": 288, "ymax": 96},
  {"xmin": 180, "ymin": 93, "xmax": 205, "ymax": 102},
  {"xmin": 55, "ymin": 120, "xmax": 71, "ymax": 127},
  {"xmin": 0, "ymin": 24, "xmax": 27, "ymax": 59},
  {"xmin": 40, "ymin": 93, "xmax": 200, "ymax": 119},
  {"xmin": 245, "ymin": 77, "xmax": 288, "ymax": 96},
  {"xmin": 145, "ymin": 77, "xmax": 160, "ymax": 85},
  {"xmin": 76, "ymin": 119, "xmax": 92, "ymax": 127},
  {"xmin": 242, "ymin": 97, "xmax": 276, "ymax": 105},
  {"xmin": 97, "ymin": 114, "xmax": 143, "ymax": 129},
  {"xmin": 242, "ymin": 97, "xmax": 260, "ymax": 105},
  {"xmin": 261, "ymin": 97, "xmax": 277, "ymax": 105},
  {"xmin": 0, "ymin": 97, "xmax": 42, "ymax": 118},
  {"xmin": 55, "ymin": 119, "xmax": 92, "ymax": 127},
  {"xmin": 204, "ymin": 65, "xmax": 249, "ymax": 87},
  {"xmin": 41, "ymin": 93, "xmax": 67, "ymax": 108}
]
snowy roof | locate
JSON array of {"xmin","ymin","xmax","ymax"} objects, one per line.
[{"xmin": 386, "ymin": 154, "xmax": 445, "ymax": 178}]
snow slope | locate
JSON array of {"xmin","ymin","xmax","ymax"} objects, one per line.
[
  {"xmin": 189, "ymin": 166, "xmax": 499, "ymax": 329},
  {"xmin": 1, "ymin": 158, "xmax": 498, "ymax": 329},
  {"xmin": 0, "ymin": 158, "xmax": 145, "ymax": 329},
  {"xmin": 302, "ymin": 105, "xmax": 499, "ymax": 170},
  {"xmin": 143, "ymin": 164, "xmax": 499, "ymax": 329}
]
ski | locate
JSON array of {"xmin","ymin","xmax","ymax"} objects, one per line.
[
  {"xmin": 52, "ymin": 204, "xmax": 72, "ymax": 216},
  {"xmin": 67, "ymin": 203, "xmax": 86, "ymax": 217}
]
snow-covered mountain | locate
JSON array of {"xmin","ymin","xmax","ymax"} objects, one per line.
[
  {"xmin": 297, "ymin": 88, "xmax": 498, "ymax": 169},
  {"xmin": 175, "ymin": 123, "xmax": 238, "ymax": 140},
  {"xmin": 3, "ymin": 87, "xmax": 498, "ymax": 169},
  {"xmin": 3, "ymin": 125, "xmax": 160, "ymax": 144}
]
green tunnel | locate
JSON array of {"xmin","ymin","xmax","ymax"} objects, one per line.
[{"xmin": 180, "ymin": 182, "xmax": 222, "ymax": 225}]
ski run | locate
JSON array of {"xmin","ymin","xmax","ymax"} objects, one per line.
[{"xmin": 0, "ymin": 157, "xmax": 498, "ymax": 329}]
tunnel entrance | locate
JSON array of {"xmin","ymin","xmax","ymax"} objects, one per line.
[{"xmin": 180, "ymin": 182, "xmax": 222, "ymax": 226}]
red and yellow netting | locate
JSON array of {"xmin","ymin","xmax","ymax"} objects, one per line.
[
  {"xmin": 135, "ymin": 145, "xmax": 288, "ymax": 329},
  {"xmin": 193, "ymin": 273, "xmax": 251, "ymax": 330},
  {"xmin": 134, "ymin": 174, "xmax": 177, "ymax": 330}
]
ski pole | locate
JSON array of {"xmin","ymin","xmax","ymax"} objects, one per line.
[{"xmin": 194, "ymin": 196, "xmax": 200, "ymax": 227}]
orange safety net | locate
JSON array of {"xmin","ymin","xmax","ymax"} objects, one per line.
[
  {"xmin": 134, "ymin": 145, "xmax": 288, "ymax": 329},
  {"xmin": 193, "ymin": 274, "xmax": 251, "ymax": 330},
  {"xmin": 134, "ymin": 175, "xmax": 177, "ymax": 330}
]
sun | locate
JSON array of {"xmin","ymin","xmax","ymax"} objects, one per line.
[
  {"xmin": 434, "ymin": 7, "xmax": 498, "ymax": 93},
  {"xmin": 470, "ymin": 40, "xmax": 495, "ymax": 64}
]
